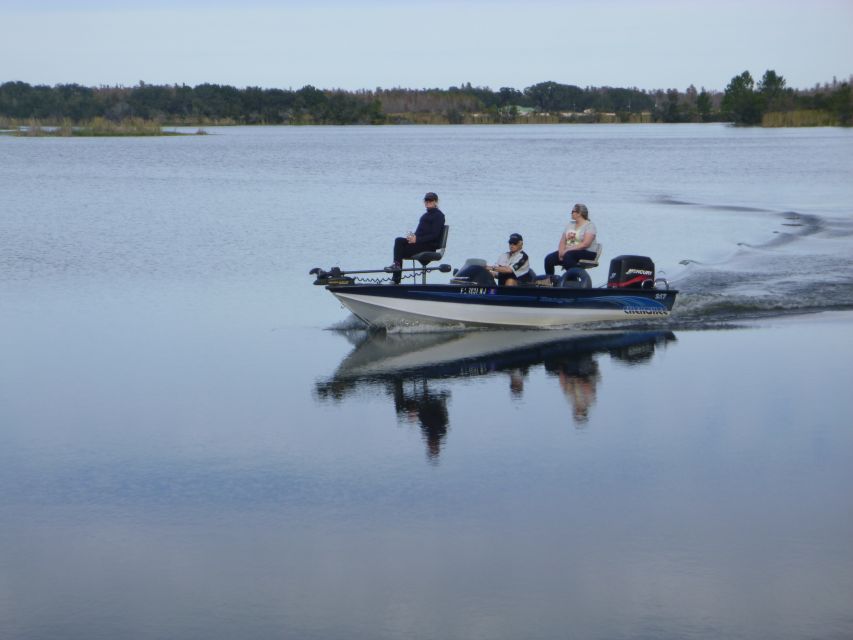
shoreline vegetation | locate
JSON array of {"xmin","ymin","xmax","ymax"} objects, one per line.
[
  {"xmin": 1, "ymin": 117, "xmax": 206, "ymax": 137},
  {"xmin": 1, "ymin": 70, "xmax": 850, "ymax": 136}
]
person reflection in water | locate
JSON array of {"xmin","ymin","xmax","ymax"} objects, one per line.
[
  {"xmin": 508, "ymin": 366, "xmax": 529, "ymax": 398},
  {"xmin": 391, "ymin": 379, "xmax": 450, "ymax": 461},
  {"xmin": 546, "ymin": 354, "xmax": 600, "ymax": 425}
]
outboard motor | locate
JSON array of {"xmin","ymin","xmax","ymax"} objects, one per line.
[
  {"xmin": 450, "ymin": 260, "xmax": 497, "ymax": 287},
  {"xmin": 607, "ymin": 255, "xmax": 655, "ymax": 289}
]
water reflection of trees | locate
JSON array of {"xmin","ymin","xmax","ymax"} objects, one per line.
[{"xmin": 315, "ymin": 330, "xmax": 676, "ymax": 460}]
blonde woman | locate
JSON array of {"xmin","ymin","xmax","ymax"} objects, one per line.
[{"xmin": 543, "ymin": 203, "xmax": 599, "ymax": 275}]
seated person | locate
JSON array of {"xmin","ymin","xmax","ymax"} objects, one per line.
[
  {"xmin": 386, "ymin": 192, "xmax": 446, "ymax": 284},
  {"xmin": 543, "ymin": 203, "xmax": 599, "ymax": 275},
  {"xmin": 489, "ymin": 233, "xmax": 533, "ymax": 286}
]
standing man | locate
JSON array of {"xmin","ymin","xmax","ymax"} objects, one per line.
[{"xmin": 386, "ymin": 192, "xmax": 446, "ymax": 284}]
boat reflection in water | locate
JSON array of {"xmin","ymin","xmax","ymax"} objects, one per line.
[{"xmin": 315, "ymin": 329, "xmax": 676, "ymax": 460}]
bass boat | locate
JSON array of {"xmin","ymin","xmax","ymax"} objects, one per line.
[{"xmin": 310, "ymin": 254, "xmax": 677, "ymax": 330}]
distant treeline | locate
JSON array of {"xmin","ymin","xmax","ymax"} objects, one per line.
[
  {"xmin": 1, "ymin": 71, "xmax": 850, "ymax": 127},
  {"xmin": 722, "ymin": 70, "xmax": 851, "ymax": 126},
  {"xmin": 0, "ymin": 80, "xmax": 679, "ymax": 125}
]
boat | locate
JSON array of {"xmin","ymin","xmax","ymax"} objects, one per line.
[{"xmin": 310, "ymin": 254, "xmax": 677, "ymax": 330}]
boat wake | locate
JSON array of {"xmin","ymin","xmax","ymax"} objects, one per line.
[
  {"xmin": 661, "ymin": 196, "xmax": 853, "ymax": 326},
  {"xmin": 327, "ymin": 313, "xmax": 474, "ymax": 334}
]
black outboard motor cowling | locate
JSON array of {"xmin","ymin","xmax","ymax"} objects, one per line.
[
  {"xmin": 450, "ymin": 263, "xmax": 497, "ymax": 287},
  {"xmin": 607, "ymin": 255, "xmax": 655, "ymax": 288}
]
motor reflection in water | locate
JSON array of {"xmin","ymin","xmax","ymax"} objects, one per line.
[{"xmin": 315, "ymin": 329, "xmax": 676, "ymax": 460}]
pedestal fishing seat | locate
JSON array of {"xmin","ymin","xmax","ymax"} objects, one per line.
[{"xmin": 410, "ymin": 225, "xmax": 449, "ymax": 284}]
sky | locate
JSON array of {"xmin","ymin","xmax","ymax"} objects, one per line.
[{"xmin": 1, "ymin": 0, "xmax": 851, "ymax": 93}]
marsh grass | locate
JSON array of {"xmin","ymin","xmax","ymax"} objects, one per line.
[
  {"xmin": 763, "ymin": 110, "xmax": 839, "ymax": 127},
  {"xmin": 79, "ymin": 117, "xmax": 166, "ymax": 136},
  {"xmin": 5, "ymin": 117, "xmax": 207, "ymax": 137}
]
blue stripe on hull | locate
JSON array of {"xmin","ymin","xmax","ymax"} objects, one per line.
[{"xmin": 328, "ymin": 284, "xmax": 676, "ymax": 312}]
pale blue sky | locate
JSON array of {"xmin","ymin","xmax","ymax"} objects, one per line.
[{"xmin": 1, "ymin": 0, "xmax": 851, "ymax": 92}]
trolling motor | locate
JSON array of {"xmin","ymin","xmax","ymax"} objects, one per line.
[
  {"xmin": 309, "ymin": 267, "xmax": 356, "ymax": 286},
  {"xmin": 309, "ymin": 263, "xmax": 452, "ymax": 286}
]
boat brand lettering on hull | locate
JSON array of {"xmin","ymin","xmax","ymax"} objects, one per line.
[{"xmin": 623, "ymin": 308, "xmax": 670, "ymax": 315}]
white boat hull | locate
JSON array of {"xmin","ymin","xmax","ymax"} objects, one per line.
[{"xmin": 330, "ymin": 284, "xmax": 675, "ymax": 329}]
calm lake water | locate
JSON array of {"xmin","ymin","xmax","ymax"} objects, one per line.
[{"xmin": 2, "ymin": 124, "xmax": 852, "ymax": 639}]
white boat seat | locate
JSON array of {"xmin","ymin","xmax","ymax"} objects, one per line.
[
  {"xmin": 411, "ymin": 225, "xmax": 449, "ymax": 284},
  {"xmin": 575, "ymin": 243, "xmax": 603, "ymax": 269}
]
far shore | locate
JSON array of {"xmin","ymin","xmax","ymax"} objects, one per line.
[
  {"xmin": 2, "ymin": 117, "xmax": 848, "ymax": 137},
  {"xmin": 0, "ymin": 117, "xmax": 207, "ymax": 137}
]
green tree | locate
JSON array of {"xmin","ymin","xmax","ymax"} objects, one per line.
[
  {"xmin": 524, "ymin": 81, "xmax": 585, "ymax": 112},
  {"xmin": 295, "ymin": 85, "xmax": 327, "ymax": 110},
  {"xmin": 592, "ymin": 87, "xmax": 654, "ymax": 114},
  {"xmin": 459, "ymin": 84, "xmax": 499, "ymax": 109},
  {"xmin": 757, "ymin": 69, "xmax": 790, "ymax": 112},
  {"xmin": 0, "ymin": 81, "xmax": 37, "ymax": 118},
  {"xmin": 662, "ymin": 89, "xmax": 682, "ymax": 122},
  {"xmin": 190, "ymin": 83, "xmax": 243, "ymax": 120},
  {"xmin": 497, "ymin": 87, "xmax": 525, "ymax": 107},
  {"xmin": 829, "ymin": 82, "xmax": 852, "ymax": 125},
  {"xmin": 722, "ymin": 71, "xmax": 762, "ymax": 125},
  {"xmin": 128, "ymin": 83, "xmax": 174, "ymax": 120},
  {"xmin": 696, "ymin": 90, "xmax": 713, "ymax": 122}
]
